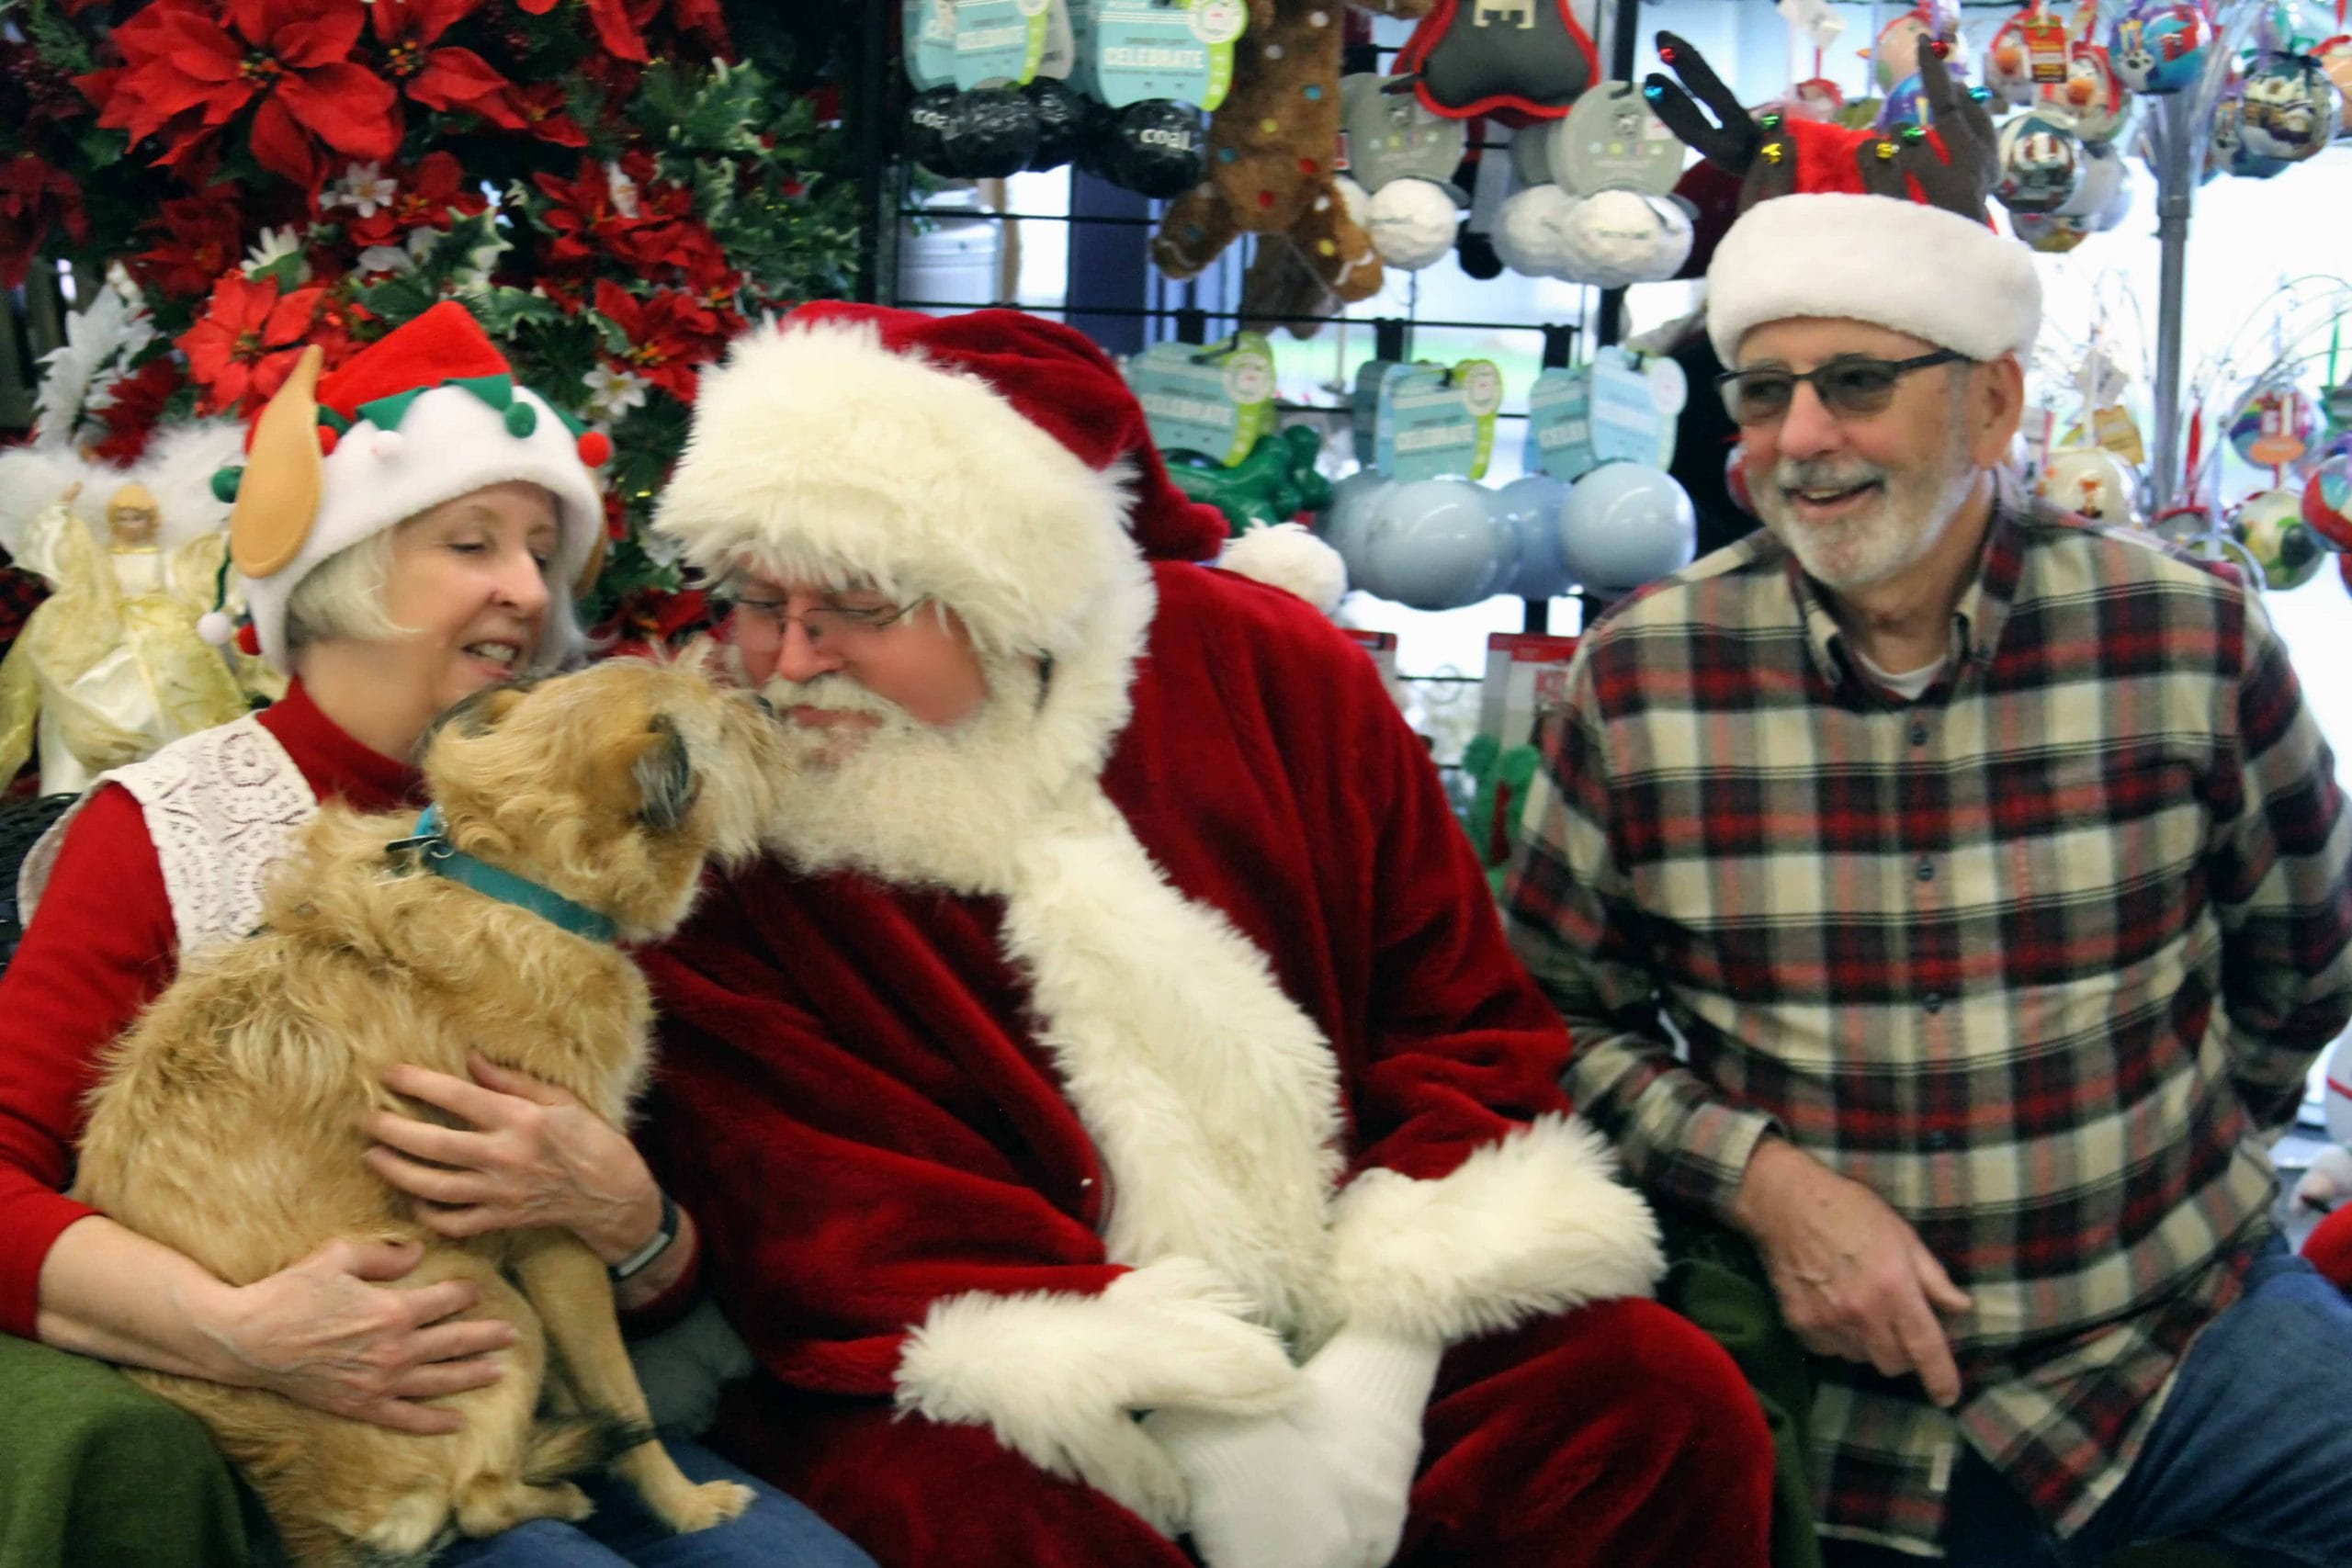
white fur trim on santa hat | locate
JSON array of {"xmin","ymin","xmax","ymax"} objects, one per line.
[
  {"xmin": 1217, "ymin": 524, "xmax": 1347, "ymax": 615},
  {"xmin": 1705, "ymin": 192, "xmax": 2042, "ymax": 365},
  {"xmin": 653, "ymin": 318, "xmax": 1136, "ymax": 660},
  {"xmin": 241, "ymin": 383, "xmax": 603, "ymax": 672}
]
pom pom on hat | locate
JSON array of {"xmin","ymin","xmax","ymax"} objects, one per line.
[
  {"xmin": 577, "ymin": 430, "xmax": 613, "ymax": 468},
  {"xmin": 197, "ymin": 610, "xmax": 234, "ymax": 647},
  {"xmin": 1218, "ymin": 523, "xmax": 1349, "ymax": 616}
]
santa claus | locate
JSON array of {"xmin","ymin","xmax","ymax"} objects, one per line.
[{"xmin": 635, "ymin": 303, "xmax": 1773, "ymax": 1568}]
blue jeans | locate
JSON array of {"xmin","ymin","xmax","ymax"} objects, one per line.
[
  {"xmin": 434, "ymin": 1437, "xmax": 874, "ymax": 1567},
  {"xmin": 1830, "ymin": 1234, "xmax": 2352, "ymax": 1568}
]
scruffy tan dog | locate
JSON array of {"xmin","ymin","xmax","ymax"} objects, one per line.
[{"xmin": 72, "ymin": 656, "xmax": 787, "ymax": 1566}]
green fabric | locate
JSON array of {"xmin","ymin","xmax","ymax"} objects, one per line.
[
  {"xmin": 0, "ymin": 1336, "xmax": 281, "ymax": 1568},
  {"xmin": 1657, "ymin": 1206, "xmax": 1826, "ymax": 1568}
]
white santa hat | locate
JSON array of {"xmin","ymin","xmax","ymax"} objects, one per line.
[
  {"xmin": 211, "ymin": 302, "xmax": 609, "ymax": 672},
  {"xmin": 652, "ymin": 304, "xmax": 1228, "ymax": 659},
  {"xmin": 1704, "ymin": 192, "xmax": 2041, "ymax": 364},
  {"xmin": 1643, "ymin": 28, "xmax": 2041, "ymax": 366}
]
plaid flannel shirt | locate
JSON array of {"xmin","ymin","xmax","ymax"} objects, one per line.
[{"xmin": 1504, "ymin": 491, "xmax": 2352, "ymax": 1554}]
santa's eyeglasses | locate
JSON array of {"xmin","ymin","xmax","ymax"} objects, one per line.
[{"xmin": 720, "ymin": 592, "xmax": 932, "ymax": 646}]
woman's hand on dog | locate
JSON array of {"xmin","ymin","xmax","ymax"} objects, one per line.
[
  {"xmin": 207, "ymin": 1237, "xmax": 515, "ymax": 1434},
  {"xmin": 365, "ymin": 1054, "xmax": 667, "ymax": 1267}
]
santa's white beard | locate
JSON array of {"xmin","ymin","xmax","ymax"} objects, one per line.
[{"xmin": 759, "ymin": 660, "xmax": 1070, "ymax": 892}]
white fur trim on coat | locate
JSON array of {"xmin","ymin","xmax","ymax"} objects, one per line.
[
  {"xmin": 652, "ymin": 318, "xmax": 1136, "ymax": 660},
  {"xmin": 1328, "ymin": 1114, "xmax": 1665, "ymax": 1342},
  {"xmin": 893, "ymin": 1257, "xmax": 1302, "ymax": 1533},
  {"xmin": 1705, "ymin": 192, "xmax": 2042, "ymax": 365}
]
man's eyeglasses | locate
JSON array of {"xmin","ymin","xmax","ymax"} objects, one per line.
[
  {"xmin": 1714, "ymin": 349, "xmax": 1970, "ymax": 427},
  {"xmin": 722, "ymin": 592, "xmax": 931, "ymax": 647}
]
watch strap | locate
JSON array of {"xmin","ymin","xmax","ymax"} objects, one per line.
[{"xmin": 608, "ymin": 1190, "xmax": 681, "ymax": 1282}]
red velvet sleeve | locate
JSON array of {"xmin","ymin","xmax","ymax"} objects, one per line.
[
  {"xmin": 0, "ymin": 785, "xmax": 177, "ymax": 1338},
  {"xmin": 1317, "ymin": 626, "xmax": 1576, "ymax": 1184}
]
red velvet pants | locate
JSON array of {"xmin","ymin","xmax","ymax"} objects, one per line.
[{"xmin": 713, "ymin": 1298, "xmax": 1775, "ymax": 1568}]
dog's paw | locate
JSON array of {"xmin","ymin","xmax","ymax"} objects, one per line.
[{"xmin": 661, "ymin": 1477, "xmax": 756, "ymax": 1534}]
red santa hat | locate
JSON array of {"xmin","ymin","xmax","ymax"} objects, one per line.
[
  {"xmin": 1645, "ymin": 31, "xmax": 2041, "ymax": 367},
  {"xmin": 210, "ymin": 301, "xmax": 609, "ymax": 671},
  {"xmin": 652, "ymin": 304, "xmax": 1229, "ymax": 657}
]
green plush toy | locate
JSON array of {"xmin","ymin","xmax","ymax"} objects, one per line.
[
  {"xmin": 1163, "ymin": 424, "xmax": 1333, "ymax": 535},
  {"xmin": 1458, "ymin": 732, "xmax": 1544, "ymax": 897}
]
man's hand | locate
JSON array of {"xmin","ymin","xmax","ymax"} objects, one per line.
[
  {"xmin": 364, "ymin": 1054, "xmax": 664, "ymax": 1267},
  {"xmin": 1732, "ymin": 1137, "xmax": 1973, "ymax": 1407}
]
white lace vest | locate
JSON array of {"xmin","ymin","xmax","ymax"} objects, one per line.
[{"xmin": 18, "ymin": 715, "xmax": 318, "ymax": 961}]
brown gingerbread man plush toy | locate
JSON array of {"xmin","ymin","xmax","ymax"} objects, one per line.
[{"xmin": 1152, "ymin": 0, "xmax": 1436, "ymax": 305}]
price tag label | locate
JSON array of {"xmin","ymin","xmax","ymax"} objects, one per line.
[
  {"xmin": 1526, "ymin": 367, "xmax": 1596, "ymax": 481},
  {"xmin": 1089, "ymin": 0, "xmax": 1248, "ymax": 110},
  {"xmin": 1589, "ymin": 346, "xmax": 1666, "ymax": 467},
  {"xmin": 952, "ymin": 0, "xmax": 1049, "ymax": 89},
  {"xmin": 1374, "ymin": 361, "xmax": 1501, "ymax": 481},
  {"xmin": 905, "ymin": 0, "xmax": 959, "ymax": 89},
  {"xmin": 1126, "ymin": 333, "xmax": 1276, "ymax": 466}
]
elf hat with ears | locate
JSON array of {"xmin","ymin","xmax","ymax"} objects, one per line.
[
  {"xmin": 209, "ymin": 301, "xmax": 612, "ymax": 674},
  {"xmin": 1645, "ymin": 30, "xmax": 2041, "ymax": 366}
]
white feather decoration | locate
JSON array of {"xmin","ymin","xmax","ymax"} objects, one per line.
[{"xmin": 31, "ymin": 291, "xmax": 156, "ymax": 452}]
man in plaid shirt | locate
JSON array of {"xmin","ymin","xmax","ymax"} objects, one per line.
[{"xmin": 1508, "ymin": 35, "xmax": 2352, "ymax": 1568}]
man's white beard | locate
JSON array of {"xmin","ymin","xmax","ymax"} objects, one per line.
[
  {"xmin": 760, "ymin": 661, "xmax": 1064, "ymax": 892},
  {"xmin": 1756, "ymin": 424, "xmax": 1978, "ymax": 593}
]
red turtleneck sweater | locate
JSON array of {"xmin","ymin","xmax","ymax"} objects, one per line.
[{"xmin": 0, "ymin": 683, "xmax": 418, "ymax": 1337}]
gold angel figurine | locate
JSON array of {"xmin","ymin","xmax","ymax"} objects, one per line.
[{"xmin": 0, "ymin": 481, "xmax": 281, "ymax": 794}]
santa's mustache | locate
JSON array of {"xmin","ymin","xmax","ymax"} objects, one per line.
[{"xmin": 760, "ymin": 672, "xmax": 912, "ymax": 724}]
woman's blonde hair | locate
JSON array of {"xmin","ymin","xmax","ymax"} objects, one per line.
[{"xmin": 281, "ymin": 519, "xmax": 584, "ymax": 676}]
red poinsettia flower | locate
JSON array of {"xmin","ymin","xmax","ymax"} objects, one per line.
[
  {"xmin": 369, "ymin": 0, "xmax": 525, "ymax": 129},
  {"xmin": 88, "ymin": 356, "xmax": 189, "ymax": 467},
  {"xmin": 531, "ymin": 154, "xmax": 704, "ymax": 280},
  {"xmin": 85, "ymin": 0, "xmax": 401, "ymax": 189},
  {"xmin": 0, "ymin": 156, "xmax": 87, "ymax": 289},
  {"xmin": 178, "ymin": 273, "xmax": 333, "ymax": 415},
  {"xmin": 654, "ymin": 0, "xmax": 731, "ymax": 55},
  {"xmin": 507, "ymin": 82, "xmax": 588, "ymax": 148},
  {"xmin": 515, "ymin": 0, "xmax": 648, "ymax": 62},
  {"xmin": 334, "ymin": 151, "xmax": 491, "ymax": 250},
  {"xmin": 131, "ymin": 186, "xmax": 249, "ymax": 299},
  {"xmin": 591, "ymin": 280, "xmax": 727, "ymax": 404},
  {"xmin": 595, "ymin": 584, "xmax": 718, "ymax": 661}
]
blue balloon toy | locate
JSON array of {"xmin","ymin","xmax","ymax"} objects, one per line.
[{"xmin": 1556, "ymin": 462, "xmax": 1696, "ymax": 595}]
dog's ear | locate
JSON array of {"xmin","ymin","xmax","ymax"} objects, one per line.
[
  {"xmin": 628, "ymin": 715, "xmax": 700, "ymax": 832},
  {"xmin": 418, "ymin": 681, "xmax": 538, "ymax": 759}
]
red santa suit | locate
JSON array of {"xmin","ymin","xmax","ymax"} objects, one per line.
[{"xmin": 638, "ymin": 305, "xmax": 1773, "ymax": 1568}]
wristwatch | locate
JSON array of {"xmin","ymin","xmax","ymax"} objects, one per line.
[{"xmin": 608, "ymin": 1190, "xmax": 682, "ymax": 1283}]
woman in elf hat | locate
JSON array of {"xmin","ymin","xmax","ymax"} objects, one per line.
[{"xmin": 0, "ymin": 304, "xmax": 870, "ymax": 1567}]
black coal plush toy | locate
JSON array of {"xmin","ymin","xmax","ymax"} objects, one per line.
[{"xmin": 905, "ymin": 86, "xmax": 1042, "ymax": 180}]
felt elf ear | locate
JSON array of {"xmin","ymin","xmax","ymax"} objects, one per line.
[
  {"xmin": 229, "ymin": 344, "xmax": 326, "ymax": 580},
  {"xmin": 573, "ymin": 526, "xmax": 607, "ymax": 601}
]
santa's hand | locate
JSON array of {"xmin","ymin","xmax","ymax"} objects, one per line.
[
  {"xmin": 1290, "ymin": 1325, "xmax": 1443, "ymax": 1568},
  {"xmin": 1144, "ymin": 1405, "xmax": 1353, "ymax": 1568}
]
